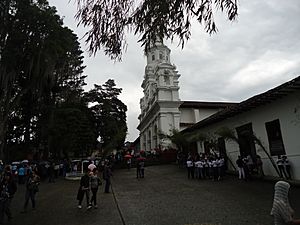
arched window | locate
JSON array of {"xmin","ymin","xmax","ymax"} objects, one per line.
[{"xmin": 152, "ymin": 55, "xmax": 155, "ymax": 61}]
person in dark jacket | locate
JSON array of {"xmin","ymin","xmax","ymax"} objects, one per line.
[
  {"xmin": 0, "ymin": 172, "xmax": 17, "ymax": 224},
  {"xmin": 77, "ymin": 171, "xmax": 91, "ymax": 209},
  {"xmin": 139, "ymin": 160, "xmax": 145, "ymax": 178},
  {"xmin": 236, "ymin": 156, "xmax": 245, "ymax": 180},
  {"xmin": 136, "ymin": 161, "xmax": 141, "ymax": 179},
  {"xmin": 22, "ymin": 170, "xmax": 40, "ymax": 213}
]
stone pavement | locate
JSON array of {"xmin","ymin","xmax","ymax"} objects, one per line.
[
  {"xmin": 7, "ymin": 165, "xmax": 300, "ymax": 225},
  {"xmin": 10, "ymin": 179, "xmax": 122, "ymax": 225}
]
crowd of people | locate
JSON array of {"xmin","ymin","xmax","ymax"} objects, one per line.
[
  {"xmin": 180, "ymin": 151, "xmax": 294, "ymax": 183},
  {"xmin": 0, "ymin": 157, "xmax": 115, "ymax": 223},
  {"xmin": 0, "ymin": 151, "xmax": 298, "ymax": 225},
  {"xmin": 8, "ymin": 159, "xmax": 73, "ymax": 184},
  {"xmin": 236, "ymin": 154, "xmax": 293, "ymax": 181},
  {"xmin": 235, "ymin": 154, "xmax": 264, "ymax": 181},
  {"xmin": 179, "ymin": 152, "xmax": 226, "ymax": 181}
]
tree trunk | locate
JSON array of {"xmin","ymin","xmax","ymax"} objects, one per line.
[{"xmin": 254, "ymin": 137, "xmax": 281, "ymax": 177}]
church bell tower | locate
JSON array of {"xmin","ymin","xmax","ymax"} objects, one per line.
[{"xmin": 137, "ymin": 39, "xmax": 181, "ymax": 151}]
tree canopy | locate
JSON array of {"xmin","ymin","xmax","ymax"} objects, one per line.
[
  {"xmin": 85, "ymin": 79, "xmax": 128, "ymax": 153},
  {"xmin": 0, "ymin": 0, "xmax": 128, "ymax": 161},
  {"xmin": 0, "ymin": 0, "xmax": 98, "ymax": 160},
  {"xmin": 75, "ymin": 0, "xmax": 239, "ymax": 60}
]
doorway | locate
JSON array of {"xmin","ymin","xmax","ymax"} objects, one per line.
[{"xmin": 236, "ymin": 123, "xmax": 256, "ymax": 158}]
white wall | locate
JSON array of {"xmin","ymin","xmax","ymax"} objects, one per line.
[
  {"xmin": 180, "ymin": 109, "xmax": 195, "ymax": 123},
  {"xmin": 180, "ymin": 108, "xmax": 222, "ymax": 124}
]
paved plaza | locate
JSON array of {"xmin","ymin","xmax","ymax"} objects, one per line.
[{"xmin": 9, "ymin": 165, "xmax": 300, "ymax": 225}]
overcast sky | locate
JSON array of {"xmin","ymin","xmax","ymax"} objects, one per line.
[{"xmin": 48, "ymin": 0, "xmax": 300, "ymax": 142}]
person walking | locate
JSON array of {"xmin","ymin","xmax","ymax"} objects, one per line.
[
  {"xmin": 77, "ymin": 170, "xmax": 92, "ymax": 209},
  {"xmin": 271, "ymin": 181, "xmax": 300, "ymax": 225},
  {"xmin": 90, "ymin": 169, "xmax": 101, "ymax": 209},
  {"xmin": 22, "ymin": 170, "xmax": 40, "ymax": 213}
]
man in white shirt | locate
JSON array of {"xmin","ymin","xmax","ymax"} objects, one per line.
[
  {"xmin": 212, "ymin": 158, "xmax": 219, "ymax": 181},
  {"xmin": 194, "ymin": 160, "xmax": 201, "ymax": 179},
  {"xmin": 186, "ymin": 158, "xmax": 194, "ymax": 179}
]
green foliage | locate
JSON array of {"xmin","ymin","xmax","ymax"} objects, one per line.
[
  {"xmin": 188, "ymin": 131, "xmax": 209, "ymax": 143},
  {"xmin": 159, "ymin": 128, "xmax": 190, "ymax": 152},
  {"xmin": 48, "ymin": 103, "xmax": 96, "ymax": 158},
  {"xmin": 0, "ymin": 0, "xmax": 91, "ymax": 160},
  {"xmin": 215, "ymin": 126, "xmax": 239, "ymax": 144},
  {"xmin": 85, "ymin": 79, "xmax": 128, "ymax": 153},
  {"xmin": 75, "ymin": 0, "xmax": 239, "ymax": 60}
]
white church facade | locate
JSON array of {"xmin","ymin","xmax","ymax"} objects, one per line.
[{"xmin": 137, "ymin": 40, "xmax": 235, "ymax": 152}]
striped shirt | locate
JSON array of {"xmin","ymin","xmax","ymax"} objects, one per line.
[
  {"xmin": 271, "ymin": 200, "xmax": 293, "ymax": 225},
  {"xmin": 271, "ymin": 181, "xmax": 294, "ymax": 225}
]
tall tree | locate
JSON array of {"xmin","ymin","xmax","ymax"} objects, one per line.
[
  {"xmin": 75, "ymin": 0, "xmax": 238, "ymax": 60},
  {"xmin": 0, "ymin": 0, "xmax": 88, "ymax": 160},
  {"xmin": 85, "ymin": 79, "xmax": 128, "ymax": 153}
]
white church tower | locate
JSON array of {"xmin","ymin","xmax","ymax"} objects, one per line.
[{"xmin": 137, "ymin": 39, "xmax": 181, "ymax": 151}]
